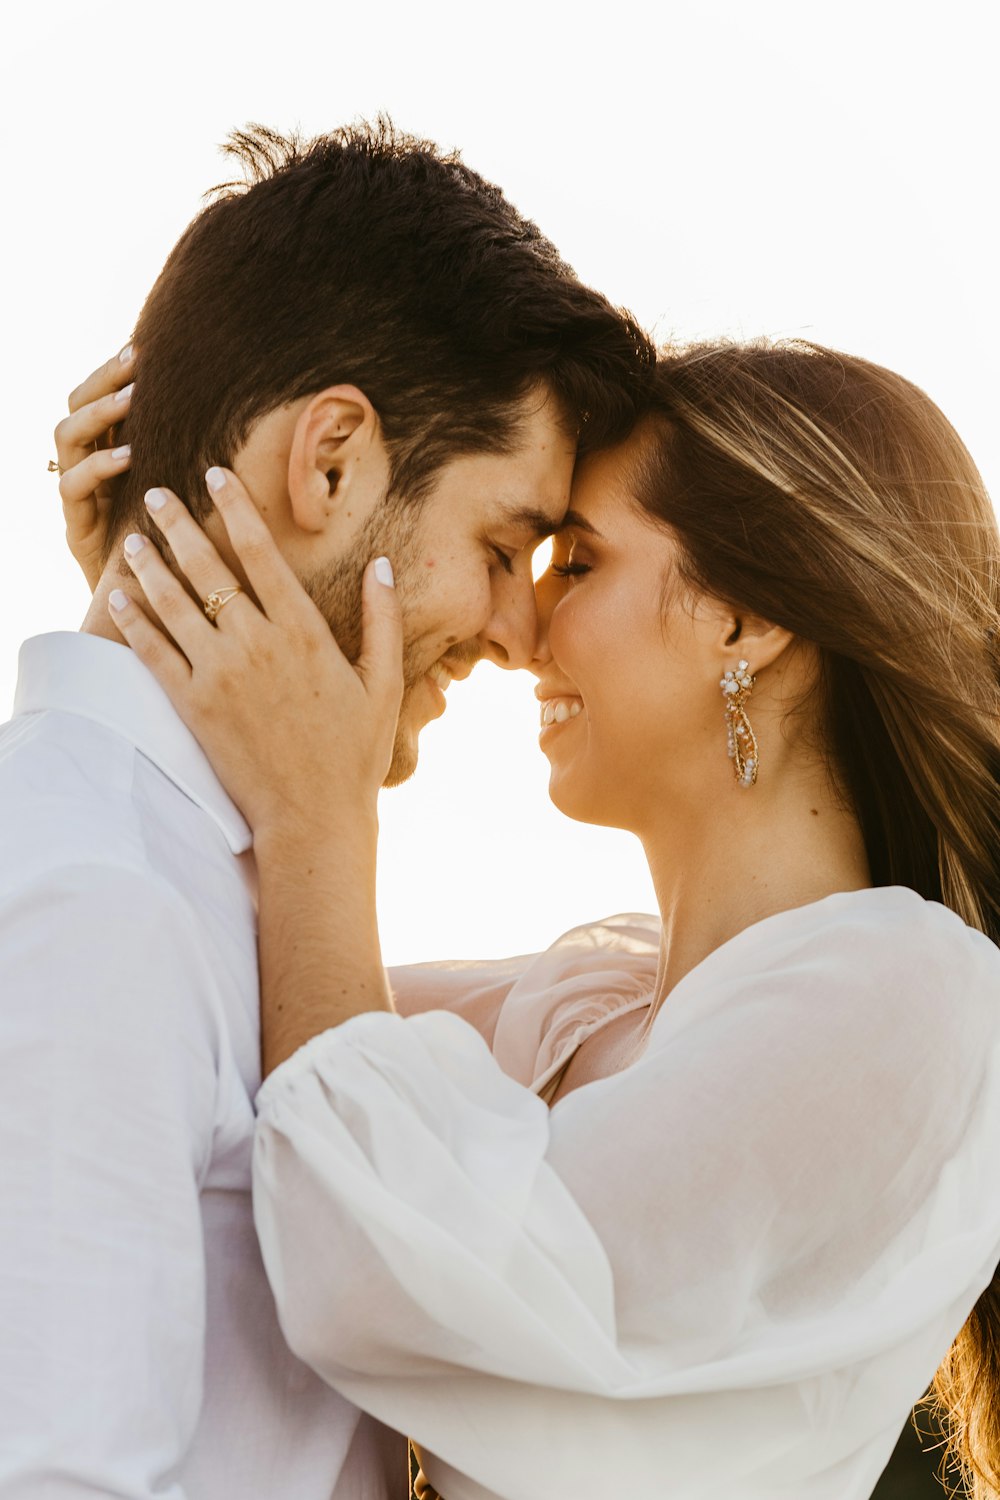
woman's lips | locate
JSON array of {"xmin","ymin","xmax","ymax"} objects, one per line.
[{"xmin": 538, "ymin": 696, "xmax": 583, "ymax": 729}]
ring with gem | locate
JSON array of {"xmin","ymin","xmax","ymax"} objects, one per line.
[{"xmin": 203, "ymin": 586, "xmax": 244, "ymax": 623}]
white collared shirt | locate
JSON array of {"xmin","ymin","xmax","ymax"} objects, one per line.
[{"xmin": 0, "ymin": 632, "xmax": 403, "ymax": 1499}]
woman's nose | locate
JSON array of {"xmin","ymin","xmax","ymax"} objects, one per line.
[{"xmin": 529, "ymin": 573, "xmax": 557, "ymax": 674}]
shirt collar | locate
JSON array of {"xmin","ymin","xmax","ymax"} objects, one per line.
[{"xmin": 13, "ymin": 632, "xmax": 252, "ymax": 855}]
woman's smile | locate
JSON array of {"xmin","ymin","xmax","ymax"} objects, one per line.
[{"xmin": 538, "ymin": 695, "xmax": 584, "ymax": 731}]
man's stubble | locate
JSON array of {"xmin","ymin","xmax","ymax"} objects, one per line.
[{"xmin": 300, "ymin": 499, "xmax": 433, "ymax": 787}]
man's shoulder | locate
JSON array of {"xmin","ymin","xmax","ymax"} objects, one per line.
[
  {"xmin": 0, "ymin": 709, "xmax": 262, "ymax": 1105},
  {"xmin": 0, "ymin": 719, "xmax": 232, "ymax": 1040},
  {"xmin": 0, "ymin": 704, "xmax": 137, "ymax": 789},
  {"xmin": 0, "ymin": 708, "xmax": 245, "ymax": 932},
  {"xmin": 0, "ymin": 704, "xmax": 259, "ymax": 1016},
  {"xmin": 0, "ymin": 708, "xmax": 145, "ymax": 886}
]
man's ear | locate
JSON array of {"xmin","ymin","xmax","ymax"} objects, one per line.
[{"xmin": 287, "ymin": 386, "xmax": 382, "ymax": 534}]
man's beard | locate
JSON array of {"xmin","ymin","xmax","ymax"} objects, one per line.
[{"xmin": 299, "ymin": 501, "xmax": 430, "ymax": 787}]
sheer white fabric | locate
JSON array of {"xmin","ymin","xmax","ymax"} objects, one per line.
[{"xmin": 254, "ymin": 889, "xmax": 1000, "ymax": 1500}]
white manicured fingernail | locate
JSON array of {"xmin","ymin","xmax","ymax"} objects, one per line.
[
  {"xmin": 144, "ymin": 488, "xmax": 167, "ymax": 512},
  {"xmin": 112, "ymin": 444, "xmax": 131, "ymax": 460},
  {"xmin": 205, "ymin": 467, "xmax": 226, "ymax": 493},
  {"xmin": 119, "ymin": 343, "xmax": 134, "ymax": 364},
  {"xmin": 109, "ymin": 589, "xmax": 129, "ymax": 612},
  {"xmin": 124, "ymin": 533, "xmax": 146, "ymax": 556},
  {"xmin": 114, "ymin": 384, "xmax": 134, "ymax": 404},
  {"xmin": 374, "ymin": 556, "xmax": 395, "ymax": 587}
]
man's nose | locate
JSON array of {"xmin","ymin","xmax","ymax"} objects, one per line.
[{"xmin": 479, "ymin": 574, "xmax": 539, "ymax": 671}]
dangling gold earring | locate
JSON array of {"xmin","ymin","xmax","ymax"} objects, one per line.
[{"xmin": 720, "ymin": 659, "xmax": 759, "ymax": 788}]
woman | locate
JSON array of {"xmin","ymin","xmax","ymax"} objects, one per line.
[{"xmin": 56, "ymin": 340, "xmax": 1000, "ymax": 1499}]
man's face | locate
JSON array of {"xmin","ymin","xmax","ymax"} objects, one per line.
[{"xmin": 302, "ymin": 391, "xmax": 576, "ymax": 785}]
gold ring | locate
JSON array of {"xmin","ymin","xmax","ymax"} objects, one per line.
[
  {"xmin": 203, "ymin": 586, "xmax": 243, "ymax": 623},
  {"xmin": 48, "ymin": 459, "xmax": 64, "ymax": 475}
]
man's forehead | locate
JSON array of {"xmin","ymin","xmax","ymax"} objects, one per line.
[{"xmin": 489, "ymin": 446, "xmax": 576, "ymax": 533}]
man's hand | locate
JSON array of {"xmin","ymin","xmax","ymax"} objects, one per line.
[{"xmin": 53, "ymin": 344, "xmax": 136, "ymax": 590}]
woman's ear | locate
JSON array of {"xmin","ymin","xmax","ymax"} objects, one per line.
[
  {"xmin": 286, "ymin": 386, "xmax": 382, "ymax": 534},
  {"xmin": 718, "ymin": 610, "xmax": 795, "ymax": 676}
]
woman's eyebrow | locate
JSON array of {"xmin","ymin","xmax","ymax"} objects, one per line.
[{"xmin": 557, "ymin": 509, "xmax": 605, "ymax": 538}]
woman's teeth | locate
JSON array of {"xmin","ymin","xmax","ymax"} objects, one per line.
[
  {"xmin": 427, "ymin": 662, "xmax": 453, "ymax": 690},
  {"xmin": 540, "ymin": 697, "xmax": 582, "ymax": 727}
]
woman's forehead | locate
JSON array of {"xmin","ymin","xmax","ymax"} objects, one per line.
[{"xmin": 566, "ymin": 443, "xmax": 649, "ymax": 532}]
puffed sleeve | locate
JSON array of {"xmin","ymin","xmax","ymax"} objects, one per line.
[
  {"xmin": 253, "ymin": 893, "xmax": 1000, "ymax": 1500},
  {"xmin": 385, "ymin": 949, "xmax": 540, "ymax": 1047},
  {"xmin": 388, "ymin": 912, "xmax": 659, "ymax": 1080}
]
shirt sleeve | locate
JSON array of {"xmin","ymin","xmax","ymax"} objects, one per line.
[
  {"xmin": 253, "ymin": 901, "xmax": 1000, "ymax": 1499},
  {"xmin": 0, "ymin": 862, "xmax": 226, "ymax": 1498}
]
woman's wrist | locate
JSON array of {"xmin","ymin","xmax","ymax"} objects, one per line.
[
  {"xmin": 252, "ymin": 801, "xmax": 380, "ymax": 868},
  {"xmin": 254, "ymin": 808, "xmax": 391, "ymax": 1078}
]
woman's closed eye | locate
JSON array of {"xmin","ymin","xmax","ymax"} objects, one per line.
[{"xmin": 550, "ymin": 560, "xmax": 591, "ymax": 579}]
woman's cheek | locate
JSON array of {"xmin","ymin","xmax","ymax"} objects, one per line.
[
  {"xmin": 550, "ymin": 586, "xmax": 600, "ymax": 666},
  {"xmin": 547, "ymin": 594, "xmax": 577, "ymax": 664}
]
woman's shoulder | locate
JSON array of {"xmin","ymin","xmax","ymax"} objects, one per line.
[
  {"xmin": 661, "ymin": 886, "xmax": 1000, "ymax": 1075},
  {"xmin": 731, "ymin": 885, "xmax": 999, "ymax": 994},
  {"xmin": 492, "ymin": 889, "xmax": 1000, "ymax": 1089},
  {"xmin": 528, "ymin": 887, "xmax": 1000, "ymax": 1007}
]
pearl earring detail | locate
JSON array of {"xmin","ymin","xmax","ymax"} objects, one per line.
[{"xmin": 720, "ymin": 659, "xmax": 759, "ymax": 788}]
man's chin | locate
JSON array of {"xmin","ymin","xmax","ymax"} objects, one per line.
[
  {"xmin": 382, "ymin": 709, "xmax": 421, "ymax": 788},
  {"xmin": 383, "ymin": 735, "xmax": 419, "ymax": 788},
  {"xmin": 381, "ymin": 678, "xmax": 445, "ymax": 788}
]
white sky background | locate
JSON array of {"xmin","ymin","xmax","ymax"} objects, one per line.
[{"xmin": 1, "ymin": 1, "xmax": 996, "ymax": 964}]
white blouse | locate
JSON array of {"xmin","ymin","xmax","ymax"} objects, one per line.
[{"xmin": 253, "ymin": 889, "xmax": 1000, "ymax": 1500}]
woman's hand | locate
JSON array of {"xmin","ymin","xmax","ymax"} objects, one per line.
[
  {"xmin": 109, "ymin": 468, "xmax": 403, "ymax": 843},
  {"xmin": 110, "ymin": 468, "xmax": 404, "ymax": 1074},
  {"xmin": 54, "ymin": 345, "xmax": 136, "ymax": 590}
]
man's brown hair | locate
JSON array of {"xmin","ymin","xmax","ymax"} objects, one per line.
[{"xmin": 106, "ymin": 118, "xmax": 654, "ymax": 554}]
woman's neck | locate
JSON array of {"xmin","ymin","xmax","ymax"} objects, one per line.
[{"xmin": 642, "ymin": 757, "xmax": 871, "ymax": 1011}]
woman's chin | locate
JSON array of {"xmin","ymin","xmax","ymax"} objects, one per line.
[{"xmin": 545, "ymin": 762, "xmax": 606, "ymax": 826}]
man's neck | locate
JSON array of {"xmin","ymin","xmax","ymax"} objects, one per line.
[
  {"xmin": 80, "ymin": 579, "xmax": 127, "ymax": 645},
  {"xmin": 81, "ymin": 567, "xmax": 141, "ymax": 646}
]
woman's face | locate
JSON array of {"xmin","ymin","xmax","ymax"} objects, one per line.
[{"xmin": 532, "ymin": 433, "xmax": 742, "ymax": 832}]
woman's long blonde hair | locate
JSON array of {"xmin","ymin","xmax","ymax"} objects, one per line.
[{"xmin": 638, "ymin": 340, "xmax": 1000, "ymax": 1496}]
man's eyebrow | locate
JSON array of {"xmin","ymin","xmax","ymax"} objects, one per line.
[
  {"xmin": 498, "ymin": 504, "xmax": 564, "ymax": 539},
  {"xmin": 558, "ymin": 509, "xmax": 604, "ymax": 539}
]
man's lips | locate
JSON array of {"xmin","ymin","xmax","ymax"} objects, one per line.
[
  {"xmin": 425, "ymin": 658, "xmax": 476, "ymax": 693},
  {"xmin": 425, "ymin": 643, "xmax": 482, "ymax": 694}
]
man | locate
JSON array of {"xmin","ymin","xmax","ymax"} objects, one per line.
[{"xmin": 0, "ymin": 120, "xmax": 652, "ymax": 1497}]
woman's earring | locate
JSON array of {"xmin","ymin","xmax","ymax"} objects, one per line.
[{"xmin": 720, "ymin": 659, "xmax": 759, "ymax": 788}]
